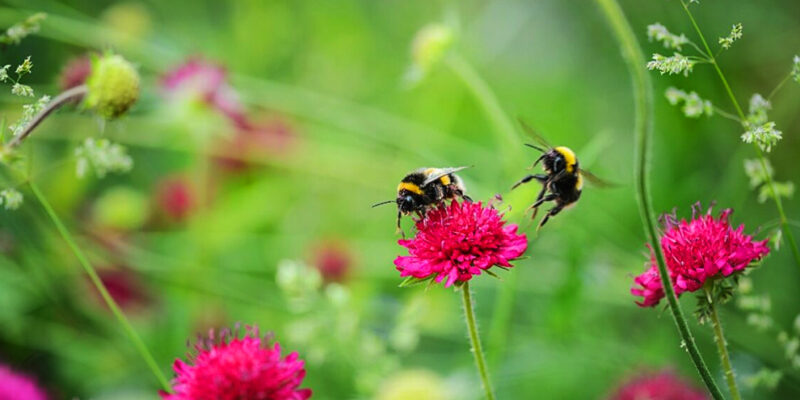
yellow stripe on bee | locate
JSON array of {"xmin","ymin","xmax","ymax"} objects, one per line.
[
  {"xmin": 440, "ymin": 175, "xmax": 451, "ymax": 185},
  {"xmin": 576, "ymin": 172, "xmax": 584, "ymax": 191},
  {"xmin": 555, "ymin": 146, "xmax": 577, "ymax": 173},
  {"xmin": 398, "ymin": 182, "xmax": 424, "ymax": 195}
]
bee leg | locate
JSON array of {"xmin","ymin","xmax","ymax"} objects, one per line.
[
  {"xmin": 511, "ymin": 174, "xmax": 549, "ymax": 190},
  {"xmin": 462, "ymin": 194, "xmax": 473, "ymax": 203},
  {"xmin": 396, "ymin": 211, "xmax": 404, "ymax": 237},
  {"xmin": 529, "ymin": 193, "xmax": 557, "ymax": 220},
  {"xmin": 536, "ymin": 204, "xmax": 564, "ymax": 232}
]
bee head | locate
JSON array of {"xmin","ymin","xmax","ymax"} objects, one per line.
[{"xmin": 398, "ymin": 195, "xmax": 417, "ymax": 213}]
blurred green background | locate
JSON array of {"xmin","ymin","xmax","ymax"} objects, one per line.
[{"xmin": 0, "ymin": 0, "xmax": 799, "ymax": 398}]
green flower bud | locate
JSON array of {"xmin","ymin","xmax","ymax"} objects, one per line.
[
  {"xmin": 378, "ymin": 370, "xmax": 450, "ymax": 400},
  {"xmin": 92, "ymin": 186, "xmax": 149, "ymax": 231},
  {"xmin": 84, "ymin": 53, "xmax": 140, "ymax": 119},
  {"xmin": 411, "ymin": 24, "xmax": 454, "ymax": 73}
]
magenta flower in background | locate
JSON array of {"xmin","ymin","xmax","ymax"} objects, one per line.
[
  {"xmin": 632, "ymin": 204, "xmax": 770, "ymax": 307},
  {"xmin": 214, "ymin": 116, "xmax": 295, "ymax": 171},
  {"xmin": 608, "ymin": 370, "xmax": 707, "ymax": 400},
  {"xmin": 161, "ymin": 57, "xmax": 249, "ymax": 127},
  {"xmin": 0, "ymin": 364, "xmax": 48, "ymax": 400},
  {"xmin": 89, "ymin": 266, "xmax": 151, "ymax": 311},
  {"xmin": 394, "ymin": 201, "xmax": 528, "ymax": 288},
  {"xmin": 155, "ymin": 175, "xmax": 196, "ymax": 221},
  {"xmin": 59, "ymin": 54, "xmax": 92, "ymax": 91},
  {"xmin": 161, "ymin": 325, "xmax": 312, "ymax": 400},
  {"xmin": 312, "ymin": 239, "xmax": 353, "ymax": 284}
]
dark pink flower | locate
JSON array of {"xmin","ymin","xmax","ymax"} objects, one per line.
[
  {"xmin": 608, "ymin": 370, "xmax": 707, "ymax": 400},
  {"xmin": 90, "ymin": 266, "xmax": 150, "ymax": 311},
  {"xmin": 59, "ymin": 54, "xmax": 92, "ymax": 91},
  {"xmin": 161, "ymin": 325, "xmax": 312, "ymax": 400},
  {"xmin": 214, "ymin": 117, "xmax": 295, "ymax": 171},
  {"xmin": 312, "ymin": 240, "xmax": 353, "ymax": 283},
  {"xmin": 0, "ymin": 363, "xmax": 48, "ymax": 400},
  {"xmin": 632, "ymin": 204, "xmax": 769, "ymax": 307},
  {"xmin": 394, "ymin": 201, "xmax": 528, "ymax": 287},
  {"xmin": 161, "ymin": 58, "xmax": 248, "ymax": 127},
  {"xmin": 156, "ymin": 176, "xmax": 195, "ymax": 221}
]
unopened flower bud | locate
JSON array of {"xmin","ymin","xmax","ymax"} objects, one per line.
[{"xmin": 84, "ymin": 54, "xmax": 140, "ymax": 119}]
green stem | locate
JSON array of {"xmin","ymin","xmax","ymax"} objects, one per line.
[
  {"xmin": 679, "ymin": 0, "xmax": 800, "ymax": 273},
  {"xmin": 27, "ymin": 181, "xmax": 171, "ymax": 392},
  {"xmin": 461, "ymin": 282, "xmax": 495, "ymax": 400},
  {"xmin": 704, "ymin": 288, "xmax": 742, "ymax": 400},
  {"xmin": 594, "ymin": 1, "xmax": 726, "ymax": 399},
  {"xmin": 444, "ymin": 53, "xmax": 523, "ymax": 169}
]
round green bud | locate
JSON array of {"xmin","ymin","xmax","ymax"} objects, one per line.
[
  {"xmin": 85, "ymin": 54, "xmax": 140, "ymax": 119},
  {"xmin": 411, "ymin": 24, "xmax": 454, "ymax": 72}
]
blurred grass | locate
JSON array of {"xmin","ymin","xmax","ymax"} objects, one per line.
[{"xmin": 0, "ymin": 0, "xmax": 799, "ymax": 399}]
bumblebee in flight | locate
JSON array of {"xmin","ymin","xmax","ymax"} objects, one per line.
[
  {"xmin": 512, "ymin": 120, "xmax": 610, "ymax": 231},
  {"xmin": 373, "ymin": 167, "xmax": 472, "ymax": 233}
]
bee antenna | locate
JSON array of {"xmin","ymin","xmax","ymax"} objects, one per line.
[
  {"xmin": 524, "ymin": 143, "xmax": 545, "ymax": 153},
  {"xmin": 371, "ymin": 200, "xmax": 395, "ymax": 208}
]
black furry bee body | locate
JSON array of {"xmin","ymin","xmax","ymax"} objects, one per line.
[
  {"xmin": 512, "ymin": 120, "xmax": 610, "ymax": 231},
  {"xmin": 373, "ymin": 167, "xmax": 472, "ymax": 232}
]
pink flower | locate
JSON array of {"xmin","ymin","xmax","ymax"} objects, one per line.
[
  {"xmin": 90, "ymin": 266, "xmax": 150, "ymax": 311},
  {"xmin": 632, "ymin": 204, "xmax": 769, "ymax": 307},
  {"xmin": 59, "ymin": 54, "xmax": 92, "ymax": 91},
  {"xmin": 161, "ymin": 58, "xmax": 248, "ymax": 127},
  {"xmin": 312, "ymin": 240, "xmax": 353, "ymax": 283},
  {"xmin": 214, "ymin": 116, "xmax": 295, "ymax": 172},
  {"xmin": 156, "ymin": 176, "xmax": 195, "ymax": 221},
  {"xmin": 0, "ymin": 364, "xmax": 48, "ymax": 400},
  {"xmin": 608, "ymin": 370, "xmax": 707, "ymax": 400},
  {"xmin": 161, "ymin": 325, "xmax": 312, "ymax": 400},
  {"xmin": 394, "ymin": 201, "xmax": 528, "ymax": 287}
]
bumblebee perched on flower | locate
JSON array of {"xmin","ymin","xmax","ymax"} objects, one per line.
[
  {"xmin": 373, "ymin": 166, "xmax": 472, "ymax": 233},
  {"xmin": 512, "ymin": 120, "xmax": 611, "ymax": 231}
]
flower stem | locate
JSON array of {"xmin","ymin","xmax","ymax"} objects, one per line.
[
  {"xmin": 679, "ymin": 0, "xmax": 800, "ymax": 273},
  {"xmin": 6, "ymin": 85, "xmax": 87, "ymax": 148},
  {"xmin": 461, "ymin": 282, "xmax": 495, "ymax": 400},
  {"xmin": 27, "ymin": 181, "xmax": 171, "ymax": 392},
  {"xmin": 444, "ymin": 53, "xmax": 523, "ymax": 169},
  {"xmin": 704, "ymin": 288, "xmax": 742, "ymax": 400},
  {"xmin": 593, "ymin": 1, "xmax": 726, "ymax": 399}
]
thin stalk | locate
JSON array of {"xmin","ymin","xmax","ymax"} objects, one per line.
[
  {"xmin": 6, "ymin": 85, "xmax": 87, "ymax": 148},
  {"xmin": 27, "ymin": 181, "xmax": 171, "ymax": 391},
  {"xmin": 461, "ymin": 282, "xmax": 495, "ymax": 400},
  {"xmin": 444, "ymin": 52, "xmax": 524, "ymax": 169},
  {"xmin": 767, "ymin": 70, "xmax": 793, "ymax": 101},
  {"xmin": 594, "ymin": 1, "xmax": 726, "ymax": 399},
  {"xmin": 704, "ymin": 288, "xmax": 742, "ymax": 400},
  {"xmin": 679, "ymin": 0, "xmax": 800, "ymax": 272}
]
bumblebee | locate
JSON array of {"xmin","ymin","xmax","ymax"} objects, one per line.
[
  {"xmin": 512, "ymin": 120, "xmax": 610, "ymax": 231},
  {"xmin": 373, "ymin": 166, "xmax": 472, "ymax": 233}
]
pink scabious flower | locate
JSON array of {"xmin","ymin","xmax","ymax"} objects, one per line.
[
  {"xmin": 59, "ymin": 54, "xmax": 92, "ymax": 91},
  {"xmin": 0, "ymin": 363, "xmax": 48, "ymax": 400},
  {"xmin": 608, "ymin": 370, "xmax": 707, "ymax": 400},
  {"xmin": 161, "ymin": 58, "xmax": 248, "ymax": 127},
  {"xmin": 161, "ymin": 325, "xmax": 312, "ymax": 400},
  {"xmin": 394, "ymin": 201, "xmax": 528, "ymax": 288},
  {"xmin": 312, "ymin": 240, "xmax": 353, "ymax": 284},
  {"xmin": 155, "ymin": 175, "xmax": 195, "ymax": 221},
  {"xmin": 632, "ymin": 204, "xmax": 770, "ymax": 307}
]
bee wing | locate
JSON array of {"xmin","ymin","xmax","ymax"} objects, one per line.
[
  {"xmin": 518, "ymin": 118, "xmax": 552, "ymax": 150},
  {"xmin": 580, "ymin": 169, "xmax": 618, "ymax": 188},
  {"xmin": 422, "ymin": 166, "xmax": 472, "ymax": 186}
]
